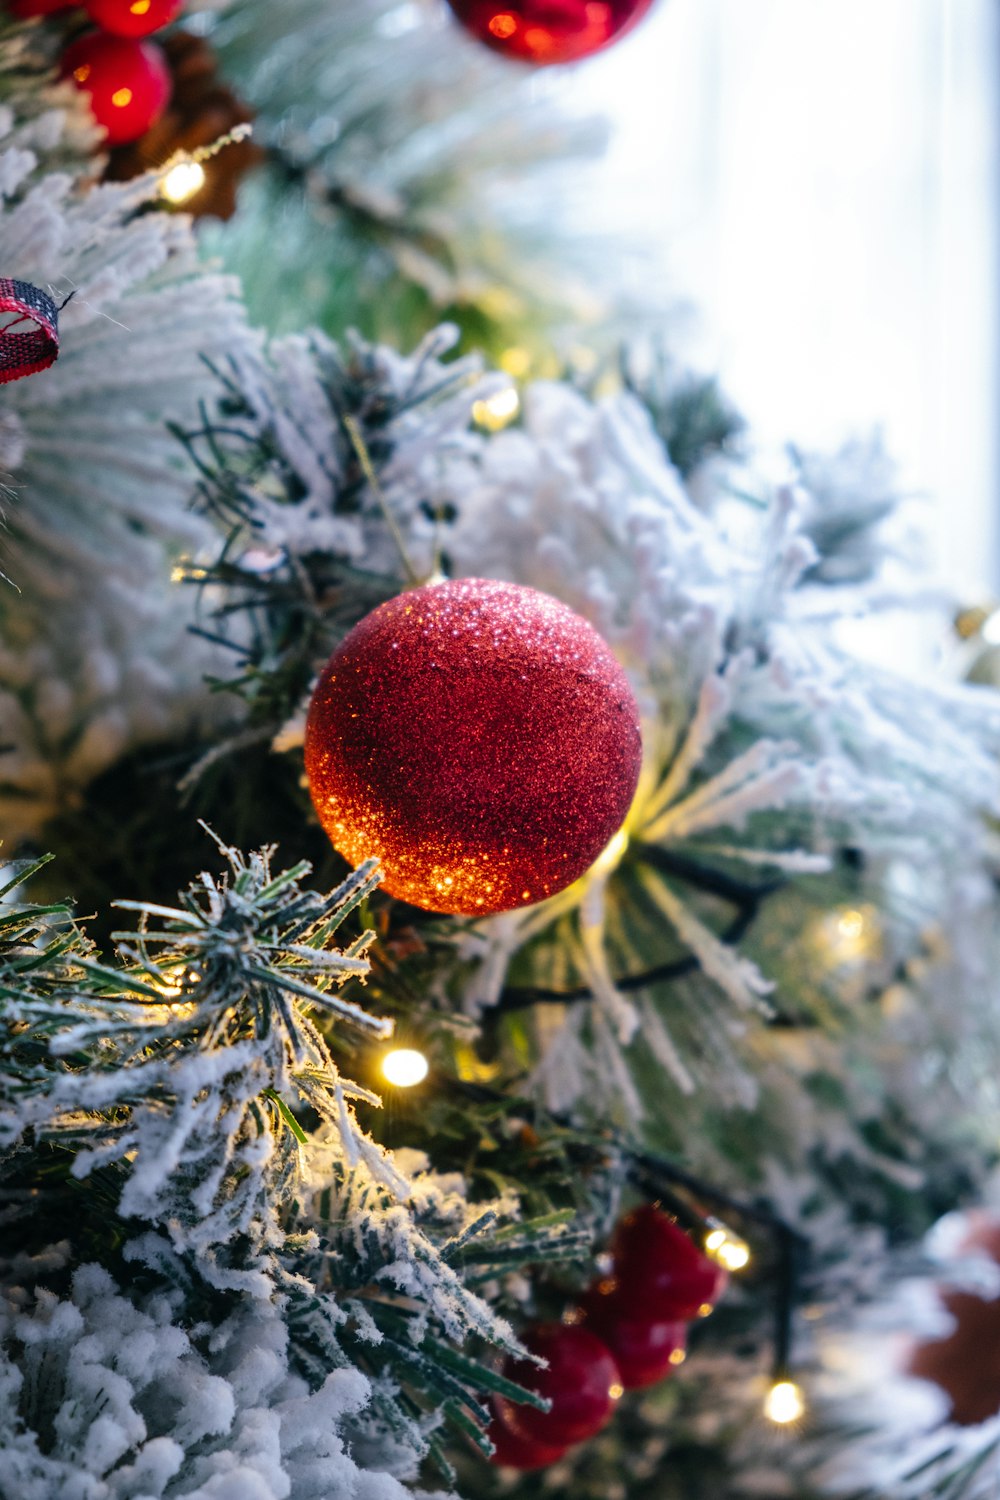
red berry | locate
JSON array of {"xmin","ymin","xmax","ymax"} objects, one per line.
[
  {"xmin": 61, "ymin": 31, "xmax": 171, "ymax": 146},
  {"xmin": 8, "ymin": 0, "xmax": 74, "ymax": 15},
  {"xmin": 83, "ymin": 0, "xmax": 183, "ymax": 38},
  {"xmin": 610, "ymin": 1205, "xmax": 728, "ymax": 1320},
  {"xmin": 486, "ymin": 1408, "xmax": 567, "ymax": 1470},
  {"xmin": 494, "ymin": 1322, "xmax": 622, "ymax": 1447},
  {"xmin": 578, "ymin": 1284, "xmax": 687, "ymax": 1389}
]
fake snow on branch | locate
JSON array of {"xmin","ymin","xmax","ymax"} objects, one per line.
[
  {"xmin": 0, "ymin": 19, "xmax": 252, "ymax": 841},
  {"xmin": 1, "ymin": 834, "xmax": 418, "ymax": 1273}
]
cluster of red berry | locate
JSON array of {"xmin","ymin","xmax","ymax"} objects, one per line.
[
  {"xmin": 487, "ymin": 1205, "xmax": 729, "ymax": 1470},
  {"xmin": 9, "ymin": 0, "xmax": 182, "ymax": 145}
]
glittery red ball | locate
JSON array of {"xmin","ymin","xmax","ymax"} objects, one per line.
[
  {"xmin": 84, "ymin": 0, "xmax": 184, "ymax": 38},
  {"xmin": 444, "ymin": 0, "xmax": 655, "ymax": 65},
  {"xmin": 494, "ymin": 1323, "xmax": 622, "ymax": 1446},
  {"xmin": 304, "ymin": 578, "xmax": 642, "ymax": 915},
  {"xmin": 61, "ymin": 32, "xmax": 171, "ymax": 146},
  {"xmin": 578, "ymin": 1284, "xmax": 687, "ymax": 1389},
  {"xmin": 610, "ymin": 1206, "xmax": 728, "ymax": 1321},
  {"xmin": 486, "ymin": 1407, "xmax": 567, "ymax": 1469}
]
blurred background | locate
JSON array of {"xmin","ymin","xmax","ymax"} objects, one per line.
[{"xmin": 575, "ymin": 0, "xmax": 1000, "ymax": 596}]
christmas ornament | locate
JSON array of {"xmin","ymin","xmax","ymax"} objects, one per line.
[
  {"xmin": 609, "ymin": 1205, "xmax": 728, "ymax": 1320},
  {"xmin": 62, "ymin": 31, "xmax": 171, "ymax": 147},
  {"xmin": 103, "ymin": 30, "xmax": 263, "ymax": 220},
  {"xmin": 444, "ymin": 0, "xmax": 656, "ymax": 66},
  {"xmin": 493, "ymin": 1323, "xmax": 622, "ymax": 1446},
  {"xmin": 304, "ymin": 578, "xmax": 642, "ymax": 915},
  {"xmin": 0, "ymin": 279, "xmax": 60, "ymax": 384},
  {"xmin": 578, "ymin": 1285, "xmax": 687, "ymax": 1389},
  {"xmin": 908, "ymin": 1211, "xmax": 1000, "ymax": 1426},
  {"xmin": 83, "ymin": 0, "xmax": 184, "ymax": 38},
  {"xmin": 908, "ymin": 1288, "xmax": 1000, "ymax": 1425},
  {"xmin": 486, "ymin": 1408, "xmax": 567, "ymax": 1470}
]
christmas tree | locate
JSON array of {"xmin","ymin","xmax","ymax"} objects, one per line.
[{"xmin": 3, "ymin": 4, "xmax": 1000, "ymax": 1498}]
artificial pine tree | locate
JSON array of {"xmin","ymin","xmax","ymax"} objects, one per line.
[{"xmin": 3, "ymin": 4, "xmax": 1000, "ymax": 1499}]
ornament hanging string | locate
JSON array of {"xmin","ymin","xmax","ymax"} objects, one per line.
[{"xmin": 0, "ymin": 279, "xmax": 60, "ymax": 384}]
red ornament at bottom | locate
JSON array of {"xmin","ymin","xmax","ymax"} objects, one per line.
[
  {"xmin": 493, "ymin": 1323, "xmax": 622, "ymax": 1447},
  {"xmin": 444, "ymin": 0, "xmax": 655, "ymax": 65},
  {"xmin": 610, "ymin": 1205, "xmax": 728, "ymax": 1320},
  {"xmin": 486, "ymin": 1408, "xmax": 567, "ymax": 1470},
  {"xmin": 578, "ymin": 1284, "xmax": 687, "ymax": 1389},
  {"xmin": 62, "ymin": 32, "xmax": 171, "ymax": 146}
]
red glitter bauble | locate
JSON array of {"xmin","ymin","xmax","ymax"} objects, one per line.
[
  {"xmin": 578, "ymin": 1284, "xmax": 687, "ymax": 1389},
  {"xmin": 609, "ymin": 1206, "xmax": 728, "ymax": 1321},
  {"xmin": 84, "ymin": 0, "xmax": 184, "ymax": 38},
  {"xmin": 304, "ymin": 578, "xmax": 642, "ymax": 916},
  {"xmin": 62, "ymin": 32, "xmax": 171, "ymax": 146},
  {"xmin": 444, "ymin": 0, "xmax": 655, "ymax": 65},
  {"xmin": 493, "ymin": 1323, "xmax": 621, "ymax": 1446},
  {"xmin": 486, "ymin": 1408, "xmax": 567, "ymax": 1470}
]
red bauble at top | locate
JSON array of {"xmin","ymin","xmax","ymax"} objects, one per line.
[
  {"xmin": 578, "ymin": 1284, "xmax": 687, "ymax": 1390},
  {"xmin": 304, "ymin": 578, "xmax": 642, "ymax": 916},
  {"xmin": 609, "ymin": 1205, "xmax": 728, "ymax": 1321},
  {"xmin": 486, "ymin": 1407, "xmax": 567, "ymax": 1470},
  {"xmin": 444, "ymin": 0, "xmax": 655, "ymax": 65},
  {"xmin": 84, "ymin": 0, "xmax": 184, "ymax": 37},
  {"xmin": 62, "ymin": 31, "xmax": 171, "ymax": 146},
  {"xmin": 493, "ymin": 1323, "xmax": 622, "ymax": 1446}
]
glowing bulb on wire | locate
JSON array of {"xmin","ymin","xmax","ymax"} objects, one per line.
[
  {"xmin": 704, "ymin": 1222, "xmax": 751, "ymax": 1272},
  {"xmin": 161, "ymin": 161, "xmax": 207, "ymax": 206},
  {"xmin": 381, "ymin": 1047, "xmax": 429, "ymax": 1088},
  {"xmin": 471, "ymin": 385, "xmax": 520, "ymax": 432},
  {"xmin": 763, "ymin": 1379, "xmax": 805, "ymax": 1425}
]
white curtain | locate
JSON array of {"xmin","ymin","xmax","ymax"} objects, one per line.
[{"xmin": 579, "ymin": 0, "xmax": 1000, "ymax": 593}]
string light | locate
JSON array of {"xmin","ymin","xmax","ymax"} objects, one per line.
[
  {"xmin": 160, "ymin": 160, "xmax": 207, "ymax": 206},
  {"xmin": 381, "ymin": 1047, "xmax": 429, "ymax": 1088},
  {"xmin": 763, "ymin": 1378, "xmax": 805, "ymax": 1425},
  {"xmin": 471, "ymin": 385, "xmax": 520, "ymax": 432},
  {"xmin": 704, "ymin": 1221, "xmax": 751, "ymax": 1272}
]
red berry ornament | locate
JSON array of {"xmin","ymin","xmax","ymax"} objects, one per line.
[
  {"xmin": 493, "ymin": 1323, "xmax": 622, "ymax": 1446},
  {"xmin": 62, "ymin": 32, "xmax": 171, "ymax": 146},
  {"xmin": 579, "ymin": 1285, "xmax": 687, "ymax": 1389},
  {"xmin": 83, "ymin": 0, "xmax": 183, "ymax": 37},
  {"xmin": 444, "ymin": 0, "xmax": 655, "ymax": 65},
  {"xmin": 486, "ymin": 1408, "xmax": 567, "ymax": 1470},
  {"xmin": 610, "ymin": 1206, "xmax": 728, "ymax": 1320},
  {"xmin": 305, "ymin": 578, "xmax": 642, "ymax": 915}
]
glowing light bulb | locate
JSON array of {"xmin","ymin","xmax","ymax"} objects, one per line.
[
  {"xmin": 381, "ymin": 1047, "xmax": 429, "ymax": 1088},
  {"xmin": 704, "ymin": 1223, "xmax": 751, "ymax": 1272},
  {"xmin": 763, "ymin": 1379, "xmax": 805, "ymax": 1425},
  {"xmin": 160, "ymin": 160, "xmax": 207, "ymax": 206},
  {"xmin": 471, "ymin": 385, "xmax": 520, "ymax": 432}
]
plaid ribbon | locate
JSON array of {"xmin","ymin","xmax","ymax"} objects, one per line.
[{"xmin": 0, "ymin": 278, "xmax": 59, "ymax": 385}]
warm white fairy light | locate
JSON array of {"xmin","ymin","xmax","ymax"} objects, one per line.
[
  {"xmin": 160, "ymin": 161, "xmax": 207, "ymax": 206},
  {"xmin": 471, "ymin": 385, "xmax": 520, "ymax": 432},
  {"xmin": 763, "ymin": 1379, "xmax": 805, "ymax": 1425},
  {"xmin": 704, "ymin": 1223, "xmax": 751, "ymax": 1272},
  {"xmin": 381, "ymin": 1047, "xmax": 429, "ymax": 1088}
]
